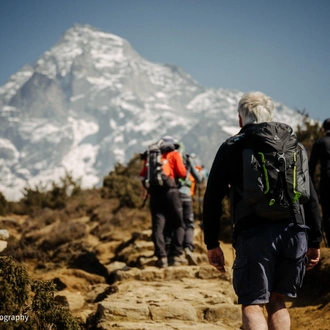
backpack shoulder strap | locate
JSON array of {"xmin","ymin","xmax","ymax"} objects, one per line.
[{"xmin": 296, "ymin": 142, "xmax": 310, "ymax": 204}]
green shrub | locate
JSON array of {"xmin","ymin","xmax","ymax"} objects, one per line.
[
  {"xmin": 0, "ymin": 257, "xmax": 30, "ymax": 314},
  {"xmin": 296, "ymin": 111, "xmax": 323, "ymax": 153},
  {"xmin": 0, "ymin": 256, "xmax": 81, "ymax": 330},
  {"xmin": 102, "ymin": 154, "xmax": 143, "ymax": 209},
  {"xmin": 0, "ymin": 192, "xmax": 8, "ymax": 216},
  {"xmin": 39, "ymin": 222, "xmax": 86, "ymax": 251},
  {"xmin": 19, "ymin": 173, "xmax": 82, "ymax": 215},
  {"xmin": 1, "ymin": 237, "xmax": 48, "ymax": 263}
]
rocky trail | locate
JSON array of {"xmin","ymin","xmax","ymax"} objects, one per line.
[
  {"xmin": 40, "ymin": 225, "xmax": 242, "ymax": 330},
  {"xmin": 2, "ymin": 212, "xmax": 330, "ymax": 330},
  {"xmin": 89, "ymin": 262, "xmax": 240, "ymax": 329}
]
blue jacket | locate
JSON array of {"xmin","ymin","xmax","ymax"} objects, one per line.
[{"xmin": 179, "ymin": 157, "xmax": 203, "ymax": 199}]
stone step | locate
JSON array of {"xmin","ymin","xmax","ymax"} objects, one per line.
[
  {"xmin": 0, "ymin": 229, "xmax": 9, "ymax": 252},
  {"xmin": 90, "ymin": 264, "xmax": 241, "ymax": 329}
]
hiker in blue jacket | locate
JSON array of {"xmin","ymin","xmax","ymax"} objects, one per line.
[
  {"xmin": 203, "ymin": 91, "xmax": 322, "ymax": 330},
  {"xmin": 164, "ymin": 141, "xmax": 204, "ymax": 266},
  {"xmin": 178, "ymin": 143, "xmax": 204, "ymax": 265}
]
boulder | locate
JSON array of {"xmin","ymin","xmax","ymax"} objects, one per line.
[
  {"xmin": 0, "ymin": 229, "xmax": 9, "ymax": 240},
  {"xmin": 55, "ymin": 290, "xmax": 85, "ymax": 311},
  {"xmin": 0, "ymin": 229, "xmax": 9, "ymax": 252},
  {"xmin": 149, "ymin": 301, "xmax": 198, "ymax": 321},
  {"xmin": 204, "ymin": 303, "xmax": 242, "ymax": 323},
  {"xmin": 0, "ymin": 240, "xmax": 7, "ymax": 252},
  {"xmin": 97, "ymin": 301, "xmax": 150, "ymax": 321}
]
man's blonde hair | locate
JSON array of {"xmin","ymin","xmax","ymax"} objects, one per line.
[{"xmin": 238, "ymin": 91, "xmax": 274, "ymax": 126}]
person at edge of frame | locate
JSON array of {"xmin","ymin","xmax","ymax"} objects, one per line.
[{"xmin": 309, "ymin": 117, "xmax": 330, "ymax": 247}]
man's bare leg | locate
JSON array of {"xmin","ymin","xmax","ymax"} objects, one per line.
[
  {"xmin": 242, "ymin": 304, "xmax": 268, "ymax": 330},
  {"xmin": 266, "ymin": 293, "xmax": 290, "ymax": 330}
]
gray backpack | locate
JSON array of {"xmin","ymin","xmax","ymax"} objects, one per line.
[
  {"xmin": 141, "ymin": 142, "xmax": 176, "ymax": 193},
  {"xmin": 240, "ymin": 122, "xmax": 310, "ymax": 222}
]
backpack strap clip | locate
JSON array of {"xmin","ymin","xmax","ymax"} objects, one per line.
[{"xmin": 277, "ymin": 153, "xmax": 286, "ymax": 173}]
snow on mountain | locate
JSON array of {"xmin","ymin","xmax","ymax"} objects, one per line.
[{"xmin": 0, "ymin": 24, "xmax": 304, "ymax": 201}]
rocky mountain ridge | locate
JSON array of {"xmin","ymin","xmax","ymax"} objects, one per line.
[{"xmin": 0, "ymin": 24, "xmax": 304, "ymax": 201}]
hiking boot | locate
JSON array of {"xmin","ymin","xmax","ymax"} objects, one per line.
[
  {"xmin": 156, "ymin": 257, "xmax": 168, "ymax": 268},
  {"xmin": 168, "ymin": 254, "xmax": 188, "ymax": 267},
  {"xmin": 184, "ymin": 247, "xmax": 198, "ymax": 266}
]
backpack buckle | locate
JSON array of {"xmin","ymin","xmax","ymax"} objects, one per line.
[{"xmin": 277, "ymin": 153, "xmax": 286, "ymax": 172}]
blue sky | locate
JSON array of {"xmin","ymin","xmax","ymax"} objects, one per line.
[{"xmin": 0, "ymin": 0, "xmax": 329, "ymax": 121}]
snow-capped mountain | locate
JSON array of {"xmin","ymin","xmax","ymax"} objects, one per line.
[{"xmin": 0, "ymin": 24, "xmax": 303, "ymax": 201}]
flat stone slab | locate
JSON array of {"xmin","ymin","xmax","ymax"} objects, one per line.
[
  {"xmin": 98, "ymin": 301, "xmax": 150, "ymax": 321},
  {"xmin": 97, "ymin": 320, "xmax": 238, "ymax": 330},
  {"xmin": 0, "ymin": 240, "xmax": 7, "ymax": 252},
  {"xmin": 0, "ymin": 229, "xmax": 9, "ymax": 240}
]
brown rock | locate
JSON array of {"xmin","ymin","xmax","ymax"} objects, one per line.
[
  {"xmin": 149, "ymin": 301, "xmax": 198, "ymax": 321},
  {"xmin": 0, "ymin": 240, "xmax": 7, "ymax": 252},
  {"xmin": 204, "ymin": 303, "xmax": 242, "ymax": 324},
  {"xmin": 197, "ymin": 265, "xmax": 232, "ymax": 281},
  {"xmin": 0, "ymin": 229, "xmax": 9, "ymax": 240},
  {"xmin": 95, "ymin": 240, "xmax": 122, "ymax": 263},
  {"xmin": 55, "ymin": 290, "xmax": 85, "ymax": 311},
  {"xmin": 86, "ymin": 284, "xmax": 119, "ymax": 303},
  {"xmin": 96, "ymin": 320, "xmax": 232, "ymax": 329},
  {"xmin": 97, "ymin": 301, "xmax": 150, "ymax": 321},
  {"xmin": 86, "ymin": 284, "xmax": 112, "ymax": 303}
]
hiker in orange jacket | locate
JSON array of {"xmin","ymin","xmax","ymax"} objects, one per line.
[{"xmin": 140, "ymin": 136, "xmax": 187, "ymax": 268}]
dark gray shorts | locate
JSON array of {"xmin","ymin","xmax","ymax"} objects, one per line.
[{"xmin": 232, "ymin": 222, "xmax": 307, "ymax": 305}]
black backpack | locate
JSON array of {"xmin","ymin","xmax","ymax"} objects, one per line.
[
  {"xmin": 141, "ymin": 142, "xmax": 176, "ymax": 193},
  {"xmin": 239, "ymin": 122, "xmax": 310, "ymax": 222}
]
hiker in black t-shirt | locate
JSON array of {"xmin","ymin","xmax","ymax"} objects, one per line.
[
  {"xmin": 203, "ymin": 91, "xmax": 322, "ymax": 330},
  {"xmin": 309, "ymin": 118, "xmax": 330, "ymax": 247}
]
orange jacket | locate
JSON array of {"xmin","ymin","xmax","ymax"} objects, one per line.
[
  {"xmin": 188, "ymin": 165, "xmax": 203, "ymax": 196},
  {"xmin": 140, "ymin": 150, "xmax": 187, "ymax": 180}
]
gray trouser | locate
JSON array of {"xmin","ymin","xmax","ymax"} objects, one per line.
[
  {"xmin": 181, "ymin": 195, "xmax": 195, "ymax": 251},
  {"xmin": 150, "ymin": 188, "xmax": 184, "ymax": 258},
  {"xmin": 164, "ymin": 193, "xmax": 195, "ymax": 254}
]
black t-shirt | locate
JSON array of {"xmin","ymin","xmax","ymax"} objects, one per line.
[
  {"xmin": 309, "ymin": 133, "xmax": 330, "ymax": 180},
  {"xmin": 203, "ymin": 125, "xmax": 322, "ymax": 250}
]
